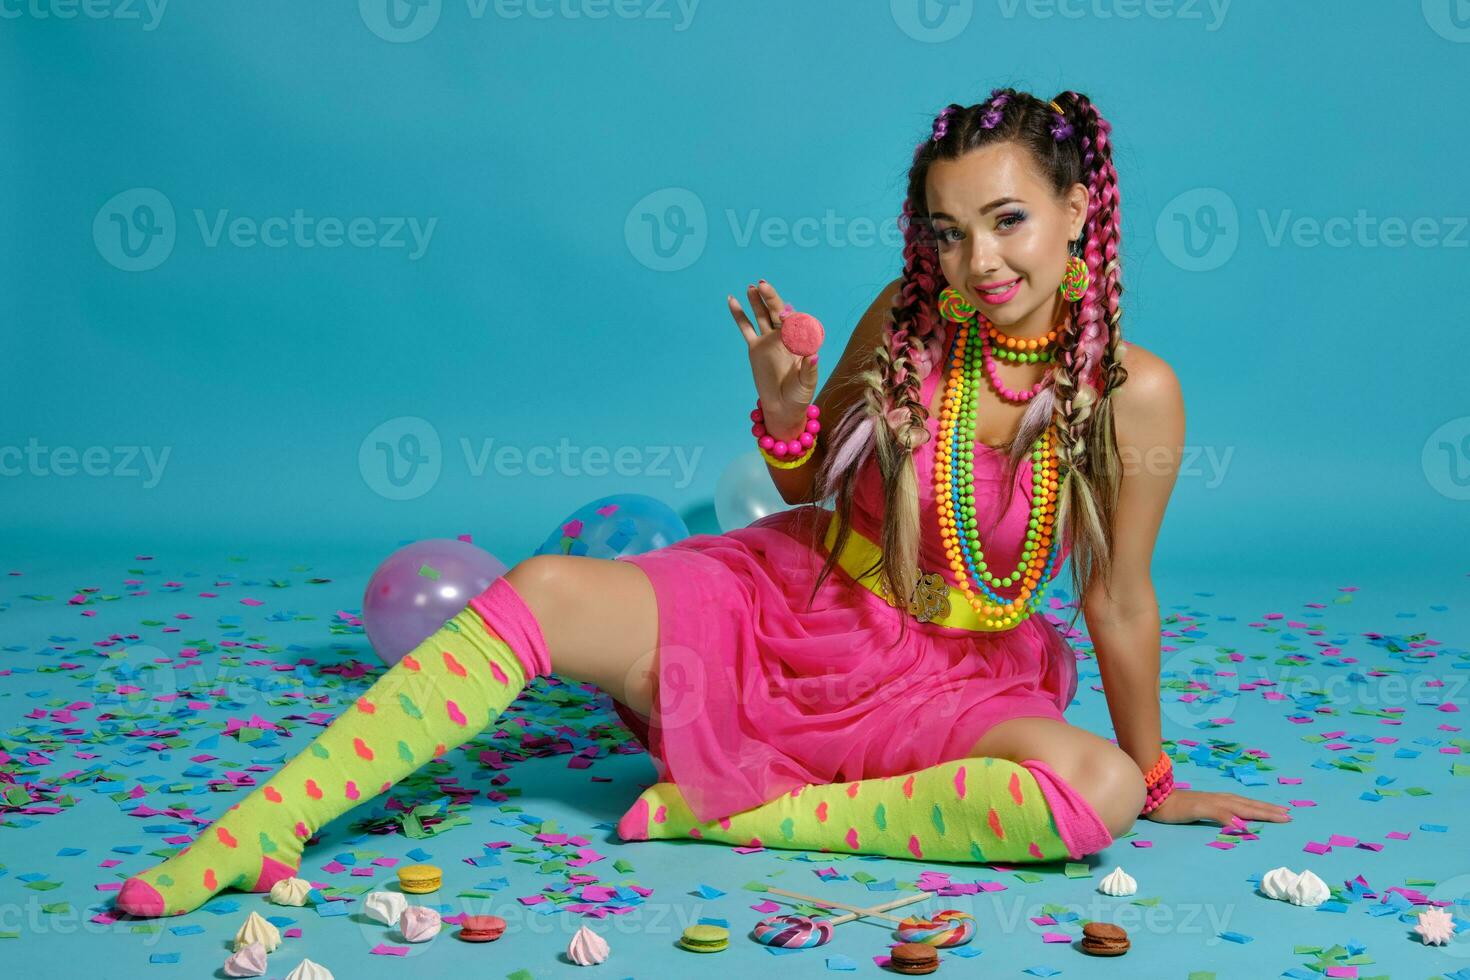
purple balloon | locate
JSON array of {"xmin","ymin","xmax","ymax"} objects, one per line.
[{"xmin": 362, "ymin": 538, "xmax": 509, "ymax": 666}]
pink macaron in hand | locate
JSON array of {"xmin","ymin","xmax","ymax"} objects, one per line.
[{"xmin": 777, "ymin": 304, "xmax": 824, "ymax": 358}]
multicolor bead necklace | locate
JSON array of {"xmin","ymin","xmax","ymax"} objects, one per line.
[{"xmin": 933, "ymin": 319, "xmax": 1063, "ymax": 629}]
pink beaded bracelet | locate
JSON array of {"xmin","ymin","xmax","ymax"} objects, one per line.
[
  {"xmin": 1139, "ymin": 750, "xmax": 1175, "ymax": 817},
  {"xmin": 751, "ymin": 400, "xmax": 821, "ymax": 462}
]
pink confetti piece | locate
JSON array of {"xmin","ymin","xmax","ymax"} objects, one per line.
[
  {"xmin": 1042, "ymin": 931, "xmax": 1073, "ymax": 943},
  {"xmin": 370, "ymin": 944, "xmax": 409, "ymax": 956}
]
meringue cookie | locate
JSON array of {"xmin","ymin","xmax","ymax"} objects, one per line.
[
  {"xmin": 233, "ymin": 911, "xmax": 282, "ymax": 953},
  {"xmin": 1097, "ymin": 866, "xmax": 1137, "ymax": 897},
  {"xmin": 398, "ymin": 905, "xmax": 442, "ymax": 943},
  {"xmin": 223, "ymin": 941, "xmax": 268, "ymax": 978},
  {"xmin": 364, "ymin": 890, "xmax": 408, "ymax": 926},
  {"xmin": 1259, "ymin": 866, "xmax": 1299, "ymax": 901},
  {"xmin": 283, "ymin": 958, "xmax": 335, "ymax": 980},
  {"xmin": 269, "ymin": 876, "xmax": 313, "ymax": 907},
  {"xmin": 568, "ymin": 924, "xmax": 610, "ymax": 966},
  {"xmin": 1414, "ymin": 906, "xmax": 1457, "ymax": 945},
  {"xmin": 1286, "ymin": 869, "xmax": 1329, "ymax": 907}
]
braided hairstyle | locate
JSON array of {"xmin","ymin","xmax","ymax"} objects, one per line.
[{"xmin": 801, "ymin": 87, "xmax": 1128, "ymax": 642}]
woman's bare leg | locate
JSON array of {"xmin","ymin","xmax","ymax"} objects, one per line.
[
  {"xmin": 968, "ymin": 716, "xmax": 1147, "ymax": 839},
  {"xmin": 503, "ymin": 555, "xmax": 661, "ymax": 716}
]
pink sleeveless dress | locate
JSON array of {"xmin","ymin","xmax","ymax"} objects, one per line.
[{"xmin": 610, "ymin": 352, "xmax": 1078, "ymax": 824}]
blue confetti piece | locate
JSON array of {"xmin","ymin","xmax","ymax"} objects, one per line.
[
  {"xmin": 1022, "ymin": 968, "xmax": 1061, "ymax": 978},
  {"xmin": 695, "ymin": 884, "xmax": 725, "ymax": 899},
  {"xmin": 1219, "ymin": 931, "xmax": 1253, "ymax": 944},
  {"xmin": 266, "ymin": 915, "xmax": 294, "ymax": 927},
  {"xmin": 825, "ymin": 954, "xmax": 858, "ymax": 970},
  {"xmin": 1315, "ymin": 901, "xmax": 1349, "ymax": 913},
  {"xmin": 948, "ymin": 946, "xmax": 982, "ymax": 958},
  {"xmin": 315, "ymin": 901, "xmax": 350, "ymax": 918},
  {"xmin": 1421, "ymin": 823, "xmax": 1449, "ymax": 832},
  {"xmin": 203, "ymin": 900, "xmax": 241, "ymax": 915},
  {"xmin": 697, "ymin": 917, "xmax": 729, "ymax": 927},
  {"xmin": 169, "ymin": 925, "xmax": 204, "ymax": 936},
  {"xmin": 149, "ymin": 953, "xmax": 180, "ymax": 964},
  {"xmin": 406, "ymin": 848, "xmax": 432, "ymax": 862},
  {"xmin": 1282, "ymin": 969, "xmax": 1317, "ymax": 980},
  {"xmin": 56, "ymin": 848, "xmax": 85, "ymax": 857}
]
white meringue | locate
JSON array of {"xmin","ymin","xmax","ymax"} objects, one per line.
[
  {"xmin": 568, "ymin": 924, "xmax": 610, "ymax": 966},
  {"xmin": 1286, "ymin": 868, "xmax": 1330, "ymax": 907},
  {"xmin": 233, "ymin": 911, "xmax": 282, "ymax": 953},
  {"xmin": 398, "ymin": 905, "xmax": 442, "ymax": 943},
  {"xmin": 223, "ymin": 941, "xmax": 268, "ymax": 977},
  {"xmin": 283, "ymin": 958, "xmax": 335, "ymax": 980},
  {"xmin": 269, "ymin": 876, "xmax": 312, "ymax": 907},
  {"xmin": 1097, "ymin": 866, "xmax": 1137, "ymax": 897},
  {"xmin": 1260, "ymin": 866, "xmax": 1299, "ymax": 901},
  {"xmin": 363, "ymin": 890, "xmax": 408, "ymax": 926}
]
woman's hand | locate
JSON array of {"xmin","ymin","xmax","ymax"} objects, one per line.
[
  {"xmin": 729, "ymin": 281, "xmax": 819, "ymax": 438},
  {"xmin": 1142, "ymin": 789, "xmax": 1293, "ymax": 828}
]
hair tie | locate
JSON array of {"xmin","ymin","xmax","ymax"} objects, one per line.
[
  {"xmin": 1048, "ymin": 99, "xmax": 1074, "ymax": 141},
  {"xmin": 930, "ymin": 106, "xmax": 955, "ymax": 142},
  {"xmin": 979, "ymin": 93, "xmax": 1010, "ymax": 130}
]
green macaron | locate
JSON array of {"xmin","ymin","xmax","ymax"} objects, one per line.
[{"xmin": 678, "ymin": 924, "xmax": 730, "ymax": 953}]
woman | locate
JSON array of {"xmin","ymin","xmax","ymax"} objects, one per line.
[{"xmin": 115, "ymin": 87, "xmax": 1289, "ymax": 918}]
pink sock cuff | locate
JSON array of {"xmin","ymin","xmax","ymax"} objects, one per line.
[
  {"xmin": 1020, "ymin": 758, "xmax": 1114, "ymax": 860},
  {"xmin": 468, "ymin": 577, "xmax": 552, "ymax": 679}
]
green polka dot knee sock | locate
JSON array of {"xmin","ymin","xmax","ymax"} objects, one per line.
[
  {"xmin": 615, "ymin": 756, "xmax": 1114, "ymax": 864},
  {"xmin": 116, "ymin": 605, "xmax": 533, "ymax": 917}
]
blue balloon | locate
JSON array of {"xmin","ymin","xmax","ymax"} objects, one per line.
[{"xmin": 535, "ymin": 493, "xmax": 690, "ymax": 559}]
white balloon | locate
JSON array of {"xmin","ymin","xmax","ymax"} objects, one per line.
[{"xmin": 714, "ymin": 449, "xmax": 800, "ymax": 532}]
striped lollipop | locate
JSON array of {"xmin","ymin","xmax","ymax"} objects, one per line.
[
  {"xmin": 751, "ymin": 914, "xmax": 834, "ymax": 948},
  {"xmin": 895, "ymin": 909, "xmax": 977, "ymax": 947}
]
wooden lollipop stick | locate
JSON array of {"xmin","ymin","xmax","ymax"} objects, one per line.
[{"xmin": 766, "ymin": 886, "xmax": 929, "ymax": 927}]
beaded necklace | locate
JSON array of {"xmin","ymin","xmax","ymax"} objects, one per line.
[{"xmin": 933, "ymin": 318, "xmax": 1063, "ymax": 630}]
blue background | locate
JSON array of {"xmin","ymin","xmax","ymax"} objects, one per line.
[
  {"xmin": 4, "ymin": 0, "xmax": 1467, "ymax": 570},
  {"xmin": 3, "ymin": 3, "xmax": 1470, "ymax": 979}
]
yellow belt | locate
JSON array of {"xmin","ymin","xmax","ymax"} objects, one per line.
[{"xmin": 821, "ymin": 511, "xmax": 1031, "ymax": 632}]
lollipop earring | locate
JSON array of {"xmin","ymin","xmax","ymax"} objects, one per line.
[
  {"xmin": 937, "ymin": 286, "xmax": 976, "ymax": 324},
  {"xmin": 1059, "ymin": 239, "xmax": 1089, "ymax": 302}
]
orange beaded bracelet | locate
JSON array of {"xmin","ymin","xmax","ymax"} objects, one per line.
[{"xmin": 1140, "ymin": 749, "xmax": 1174, "ymax": 817}]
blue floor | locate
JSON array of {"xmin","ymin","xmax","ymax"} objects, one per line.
[{"xmin": 2, "ymin": 547, "xmax": 1468, "ymax": 979}]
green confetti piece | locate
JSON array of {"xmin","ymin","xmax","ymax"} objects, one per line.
[
  {"xmin": 1063, "ymin": 862, "xmax": 1093, "ymax": 878},
  {"xmin": 417, "ymin": 564, "xmax": 441, "ymax": 580}
]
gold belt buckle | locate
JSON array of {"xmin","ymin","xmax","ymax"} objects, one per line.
[{"xmin": 876, "ymin": 569, "xmax": 953, "ymax": 624}]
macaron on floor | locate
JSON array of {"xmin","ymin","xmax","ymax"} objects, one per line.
[{"xmin": 2, "ymin": 546, "xmax": 1468, "ymax": 978}]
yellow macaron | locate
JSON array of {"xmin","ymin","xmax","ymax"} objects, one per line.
[{"xmin": 396, "ymin": 864, "xmax": 442, "ymax": 894}]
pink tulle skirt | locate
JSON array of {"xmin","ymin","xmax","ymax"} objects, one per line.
[{"xmin": 611, "ymin": 505, "xmax": 1079, "ymax": 824}]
